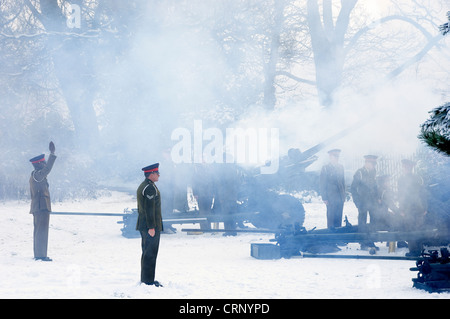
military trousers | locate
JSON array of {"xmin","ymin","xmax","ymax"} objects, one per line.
[
  {"xmin": 356, "ymin": 201, "xmax": 378, "ymax": 231},
  {"xmin": 140, "ymin": 230, "xmax": 160, "ymax": 285},
  {"xmin": 33, "ymin": 211, "xmax": 50, "ymax": 258},
  {"xmin": 356, "ymin": 203, "xmax": 377, "ymax": 248},
  {"xmin": 326, "ymin": 200, "xmax": 344, "ymax": 229}
]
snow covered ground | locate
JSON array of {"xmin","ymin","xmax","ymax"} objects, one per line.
[{"xmin": 0, "ymin": 191, "xmax": 448, "ymax": 299}]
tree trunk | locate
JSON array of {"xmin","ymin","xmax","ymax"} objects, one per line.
[
  {"xmin": 306, "ymin": 0, "xmax": 357, "ymax": 107},
  {"xmin": 28, "ymin": 0, "xmax": 99, "ymax": 150},
  {"xmin": 262, "ymin": 0, "xmax": 286, "ymax": 110}
]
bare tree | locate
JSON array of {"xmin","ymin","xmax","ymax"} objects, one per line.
[
  {"xmin": 21, "ymin": 0, "xmax": 99, "ymax": 150},
  {"xmin": 305, "ymin": 0, "xmax": 357, "ymax": 106},
  {"xmin": 279, "ymin": 0, "xmax": 448, "ymax": 107}
]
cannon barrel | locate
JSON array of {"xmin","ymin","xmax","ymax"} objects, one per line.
[
  {"xmin": 298, "ymin": 120, "xmax": 365, "ymax": 162},
  {"xmin": 275, "ymin": 118, "xmax": 368, "ymax": 171},
  {"xmin": 51, "ymin": 212, "xmax": 126, "ymax": 216}
]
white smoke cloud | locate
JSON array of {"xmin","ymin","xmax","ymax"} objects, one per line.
[{"xmin": 232, "ymin": 78, "xmax": 442, "ymax": 170}]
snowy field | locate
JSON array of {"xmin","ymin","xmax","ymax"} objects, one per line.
[{"xmin": 0, "ymin": 191, "xmax": 449, "ymax": 299}]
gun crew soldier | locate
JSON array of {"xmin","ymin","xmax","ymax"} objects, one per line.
[
  {"xmin": 29, "ymin": 141, "xmax": 57, "ymax": 261},
  {"xmin": 136, "ymin": 163, "xmax": 163, "ymax": 287},
  {"xmin": 351, "ymin": 155, "xmax": 378, "ymax": 250},
  {"xmin": 320, "ymin": 149, "xmax": 346, "ymax": 229},
  {"xmin": 374, "ymin": 174, "xmax": 400, "ymax": 231},
  {"xmin": 398, "ymin": 159, "xmax": 428, "ymax": 257}
]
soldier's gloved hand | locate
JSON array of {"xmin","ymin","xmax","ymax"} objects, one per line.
[{"xmin": 49, "ymin": 141, "xmax": 55, "ymax": 154}]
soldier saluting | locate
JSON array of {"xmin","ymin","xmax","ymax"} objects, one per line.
[
  {"xmin": 136, "ymin": 163, "xmax": 163, "ymax": 287},
  {"xmin": 29, "ymin": 141, "xmax": 57, "ymax": 261}
]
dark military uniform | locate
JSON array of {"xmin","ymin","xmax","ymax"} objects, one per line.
[
  {"xmin": 214, "ymin": 163, "xmax": 239, "ymax": 235},
  {"xmin": 136, "ymin": 175, "xmax": 163, "ymax": 285},
  {"xmin": 320, "ymin": 161, "xmax": 346, "ymax": 228},
  {"xmin": 398, "ymin": 162, "xmax": 427, "ymax": 255},
  {"xmin": 398, "ymin": 173, "xmax": 427, "ymax": 230},
  {"xmin": 374, "ymin": 175, "xmax": 400, "ymax": 231},
  {"xmin": 29, "ymin": 153, "xmax": 57, "ymax": 260},
  {"xmin": 351, "ymin": 166, "xmax": 377, "ymax": 231}
]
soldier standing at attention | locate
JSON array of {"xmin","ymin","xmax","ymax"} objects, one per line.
[
  {"xmin": 320, "ymin": 149, "xmax": 346, "ymax": 228},
  {"xmin": 29, "ymin": 141, "xmax": 57, "ymax": 261},
  {"xmin": 398, "ymin": 159, "xmax": 427, "ymax": 256},
  {"xmin": 351, "ymin": 155, "xmax": 378, "ymax": 250},
  {"xmin": 136, "ymin": 163, "xmax": 163, "ymax": 287}
]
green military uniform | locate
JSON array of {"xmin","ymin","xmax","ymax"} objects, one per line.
[
  {"xmin": 398, "ymin": 160, "xmax": 427, "ymax": 256},
  {"xmin": 214, "ymin": 162, "xmax": 239, "ymax": 235},
  {"xmin": 320, "ymin": 150, "xmax": 346, "ymax": 229},
  {"xmin": 374, "ymin": 175, "xmax": 400, "ymax": 231},
  {"xmin": 351, "ymin": 162, "xmax": 378, "ymax": 231},
  {"xmin": 136, "ymin": 177, "xmax": 163, "ymax": 285},
  {"xmin": 29, "ymin": 152, "xmax": 57, "ymax": 260},
  {"xmin": 351, "ymin": 155, "xmax": 378, "ymax": 250},
  {"xmin": 137, "ymin": 179, "xmax": 163, "ymax": 232}
]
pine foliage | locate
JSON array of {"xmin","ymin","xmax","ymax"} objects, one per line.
[{"xmin": 419, "ymin": 102, "xmax": 450, "ymax": 156}]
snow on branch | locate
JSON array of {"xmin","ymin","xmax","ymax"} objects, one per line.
[
  {"xmin": 419, "ymin": 102, "xmax": 450, "ymax": 156},
  {"xmin": 0, "ymin": 29, "xmax": 116, "ymax": 40}
]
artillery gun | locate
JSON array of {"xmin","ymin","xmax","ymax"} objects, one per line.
[
  {"xmin": 411, "ymin": 247, "xmax": 450, "ymax": 293},
  {"xmin": 235, "ymin": 122, "xmax": 361, "ymax": 230},
  {"xmin": 113, "ymin": 122, "xmax": 364, "ymax": 237},
  {"xmin": 249, "ymin": 218, "xmax": 447, "ymax": 260}
]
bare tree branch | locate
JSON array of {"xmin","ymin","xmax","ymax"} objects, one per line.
[
  {"xmin": 275, "ymin": 70, "xmax": 316, "ymax": 86},
  {"xmin": 345, "ymin": 15, "xmax": 436, "ymax": 56},
  {"xmin": 386, "ymin": 33, "xmax": 444, "ymax": 80},
  {"xmin": 0, "ymin": 29, "xmax": 114, "ymax": 39}
]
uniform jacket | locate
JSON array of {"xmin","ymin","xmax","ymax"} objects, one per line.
[
  {"xmin": 398, "ymin": 173, "xmax": 427, "ymax": 217},
  {"xmin": 377, "ymin": 187, "xmax": 399, "ymax": 216},
  {"xmin": 29, "ymin": 154, "xmax": 57, "ymax": 214},
  {"xmin": 319, "ymin": 163, "xmax": 346, "ymax": 203},
  {"xmin": 136, "ymin": 179, "xmax": 163, "ymax": 232},
  {"xmin": 351, "ymin": 167, "xmax": 377, "ymax": 209}
]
